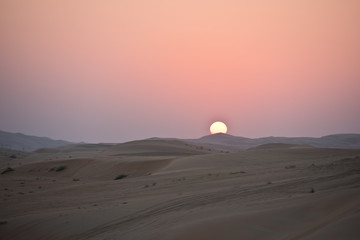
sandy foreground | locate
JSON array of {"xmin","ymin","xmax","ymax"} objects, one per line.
[{"xmin": 1, "ymin": 139, "xmax": 360, "ymax": 240}]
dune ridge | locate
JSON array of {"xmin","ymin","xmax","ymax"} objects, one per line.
[{"xmin": 1, "ymin": 138, "xmax": 360, "ymax": 239}]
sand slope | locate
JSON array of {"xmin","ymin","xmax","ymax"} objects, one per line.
[{"xmin": 1, "ymin": 140, "xmax": 360, "ymax": 240}]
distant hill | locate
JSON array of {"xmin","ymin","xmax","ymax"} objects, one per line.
[
  {"xmin": 186, "ymin": 133, "xmax": 360, "ymax": 151},
  {"xmin": 248, "ymin": 143, "xmax": 314, "ymax": 150},
  {"xmin": 0, "ymin": 130, "xmax": 72, "ymax": 152},
  {"xmin": 1, "ymin": 129, "xmax": 359, "ymax": 153}
]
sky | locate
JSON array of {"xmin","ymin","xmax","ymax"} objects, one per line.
[{"xmin": 1, "ymin": 0, "xmax": 359, "ymax": 143}]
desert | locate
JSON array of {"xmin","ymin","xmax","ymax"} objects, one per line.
[
  {"xmin": 1, "ymin": 134, "xmax": 360, "ymax": 239},
  {"xmin": 1, "ymin": 1, "xmax": 360, "ymax": 239}
]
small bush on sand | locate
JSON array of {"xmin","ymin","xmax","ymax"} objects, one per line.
[
  {"xmin": 310, "ymin": 187, "xmax": 315, "ymax": 193},
  {"xmin": 55, "ymin": 166, "xmax": 67, "ymax": 172},
  {"xmin": 114, "ymin": 174, "xmax": 128, "ymax": 180},
  {"xmin": 1, "ymin": 167, "xmax": 14, "ymax": 174}
]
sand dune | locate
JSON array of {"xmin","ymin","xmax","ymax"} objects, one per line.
[
  {"xmin": 5, "ymin": 158, "xmax": 170, "ymax": 181},
  {"xmin": 1, "ymin": 139, "xmax": 360, "ymax": 239},
  {"xmin": 186, "ymin": 133, "xmax": 360, "ymax": 151},
  {"xmin": 161, "ymin": 188, "xmax": 360, "ymax": 240}
]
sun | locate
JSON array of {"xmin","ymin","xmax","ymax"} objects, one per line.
[{"xmin": 210, "ymin": 121, "xmax": 228, "ymax": 134}]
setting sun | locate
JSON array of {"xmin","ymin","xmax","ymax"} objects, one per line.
[{"xmin": 210, "ymin": 121, "xmax": 228, "ymax": 134}]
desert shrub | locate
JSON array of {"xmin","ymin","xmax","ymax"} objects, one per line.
[
  {"xmin": 9, "ymin": 155, "xmax": 17, "ymax": 159},
  {"xmin": 1, "ymin": 167, "xmax": 14, "ymax": 174},
  {"xmin": 114, "ymin": 174, "xmax": 128, "ymax": 180},
  {"xmin": 310, "ymin": 187, "xmax": 315, "ymax": 193},
  {"xmin": 55, "ymin": 166, "xmax": 67, "ymax": 172},
  {"xmin": 230, "ymin": 171, "xmax": 246, "ymax": 175},
  {"xmin": 72, "ymin": 178, "xmax": 80, "ymax": 181}
]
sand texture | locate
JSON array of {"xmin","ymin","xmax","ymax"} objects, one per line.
[{"xmin": 1, "ymin": 139, "xmax": 360, "ymax": 239}]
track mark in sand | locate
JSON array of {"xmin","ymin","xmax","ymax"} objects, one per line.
[
  {"xmin": 69, "ymin": 171, "xmax": 360, "ymax": 240},
  {"xmin": 287, "ymin": 197, "xmax": 360, "ymax": 240}
]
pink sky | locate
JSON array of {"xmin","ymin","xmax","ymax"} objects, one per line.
[{"xmin": 1, "ymin": 0, "xmax": 359, "ymax": 142}]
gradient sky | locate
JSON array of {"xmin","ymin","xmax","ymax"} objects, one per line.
[{"xmin": 1, "ymin": 0, "xmax": 359, "ymax": 143}]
